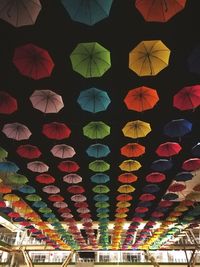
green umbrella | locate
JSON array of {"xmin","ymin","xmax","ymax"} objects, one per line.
[
  {"xmin": 83, "ymin": 121, "xmax": 110, "ymax": 139},
  {"xmin": 8, "ymin": 174, "xmax": 28, "ymax": 185},
  {"xmin": 70, "ymin": 42, "xmax": 111, "ymax": 78},
  {"xmin": 25, "ymin": 194, "xmax": 41, "ymax": 202},
  {"xmin": 47, "ymin": 217, "xmax": 59, "ymax": 223},
  {"xmin": 97, "ymin": 213, "xmax": 109, "ymax": 218},
  {"xmin": 95, "ymin": 202, "xmax": 110, "ymax": 208},
  {"xmin": 0, "ymin": 147, "xmax": 8, "ymax": 160},
  {"xmin": 92, "ymin": 185, "xmax": 110, "ymax": 193},
  {"xmin": 89, "ymin": 160, "xmax": 110, "ymax": 172},
  {"xmin": 39, "ymin": 207, "xmax": 52, "ymax": 214}
]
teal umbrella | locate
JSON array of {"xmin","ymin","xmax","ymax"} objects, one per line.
[
  {"xmin": 18, "ymin": 185, "xmax": 36, "ymax": 194},
  {"xmin": 89, "ymin": 160, "xmax": 110, "ymax": 172},
  {"xmin": 93, "ymin": 194, "xmax": 109, "ymax": 202},
  {"xmin": 0, "ymin": 161, "xmax": 19, "ymax": 173},
  {"xmin": 90, "ymin": 173, "xmax": 110, "ymax": 183},
  {"xmin": 97, "ymin": 208, "xmax": 109, "ymax": 213},
  {"xmin": 32, "ymin": 201, "xmax": 47, "ymax": 208},
  {"xmin": 86, "ymin": 143, "xmax": 110, "ymax": 158}
]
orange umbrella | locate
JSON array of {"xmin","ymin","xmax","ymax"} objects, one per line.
[
  {"xmin": 12, "ymin": 200, "xmax": 27, "ymax": 209},
  {"xmin": 118, "ymin": 173, "xmax": 138, "ymax": 183},
  {"xmin": 120, "ymin": 143, "xmax": 145, "ymax": 157},
  {"xmin": 0, "ymin": 184, "xmax": 12, "ymax": 194},
  {"xmin": 124, "ymin": 86, "xmax": 159, "ymax": 112}
]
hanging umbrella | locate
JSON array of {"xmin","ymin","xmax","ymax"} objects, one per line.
[
  {"xmin": 182, "ymin": 158, "xmax": 200, "ymax": 171},
  {"xmin": 124, "ymin": 86, "xmax": 159, "ymax": 112},
  {"xmin": 53, "ymin": 202, "xmax": 68, "ymax": 208},
  {"xmin": 0, "ymin": 161, "xmax": 19, "ymax": 173},
  {"xmin": 27, "ymin": 161, "xmax": 49, "ymax": 173},
  {"xmin": 163, "ymin": 193, "xmax": 178, "ymax": 200},
  {"xmin": 159, "ymin": 200, "xmax": 173, "ymax": 207},
  {"xmin": 90, "ymin": 173, "xmax": 110, "ymax": 184},
  {"xmin": 77, "ymin": 88, "xmax": 111, "ymax": 113},
  {"xmin": 35, "ymin": 174, "xmax": 55, "ymax": 184},
  {"xmin": 13, "ymin": 44, "xmax": 54, "ymax": 80},
  {"xmin": 129, "ymin": 40, "xmax": 170, "ymax": 76},
  {"xmin": 116, "ymin": 207, "xmax": 129, "ymax": 213},
  {"xmin": 156, "ymin": 142, "xmax": 182, "ymax": 157},
  {"xmin": 42, "ymin": 122, "xmax": 71, "ymax": 140},
  {"xmin": 32, "ymin": 201, "xmax": 47, "ymax": 208},
  {"xmin": 2, "ymin": 122, "xmax": 32, "ymax": 141},
  {"xmin": 122, "ymin": 120, "xmax": 151, "ymax": 139},
  {"xmin": 70, "ymin": 42, "xmax": 111, "ymax": 78},
  {"xmin": 26, "ymin": 194, "xmax": 41, "ymax": 202},
  {"xmin": 77, "ymin": 207, "xmax": 90, "ymax": 214},
  {"xmin": 143, "ymin": 184, "xmax": 160, "ymax": 193},
  {"xmin": 8, "ymin": 212, "xmax": 20, "ymax": 219},
  {"xmin": 117, "ymin": 185, "xmax": 135, "ymax": 194},
  {"xmin": 83, "ymin": 121, "xmax": 110, "ymax": 139},
  {"xmin": 135, "ymin": 207, "xmax": 148, "ymax": 213},
  {"xmin": 3, "ymin": 194, "xmax": 20, "ymax": 202},
  {"xmin": 145, "ymin": 172, "xmax": 166, "ymax": 183},
  {"xmin": 135, "ymin": 0, "xmax": 186, "ymax": 22},
  {"xmin": 67, "ymin": 185, "xmax": 85, "ymax": 194},
  {"xmin": 173, "ymin": 85, "xmax": 200, "ymax": 111},
  {"xmin": 92, "ymin": 185, "xmax": 110, "ymax": 194},
  {"xmin": 119, "ymin": 159, "xmax": 141, "ymax": 171},
  {"xmin": 151, "ymin": 159, "xmax": 173, "ymax": 172},
  {"xmin": 116, "ymin": 202, "xmax": 130, "ymax": 208},
  {"xmin": 138, "ymin": 201, "xmax": 152, "ymax": 207},
  {"xmin": 71, "ymin": 194, "xmax": 86, "ymax": 202},
  {"xmin": 175, "ymin": 172, "xmax": 193, "ymax": 182},
  {"xmin": 48, "ymin": 195, "xmax": 64, "ymax": 202},
  {"xmin": 0, "ymin": 184, "xmax": 12, "ymax": 194},
  {"xmin": 18, "ymin": 185, "xmax": 35, "ymax": 194},
  {"xmin": 139, "ymin": 194, "xmax": 156, "ymax": 201},
  {"xmin": 164, "ymin": 119, "xmax": 192, "ymax": 138},
  {"xmin": 118, "ymin": 173, "xmax": 138, "ymax": 183},
  {"xmin": 0, "ymin": 0, "xmax": 42, "ymax": 27},
  {"xmin": 43, "ymin": 185, "xmax": 60, "ymax": 194},
  {"xmin": 116, "ymin": 194, "xmax": 133, "ymax": 201},
  {"xmin": 120, "ymin": 143, "xmax": 145, "ymax": 158},
  {"xmin": 58, "ymin": 160, "xmax": 80, "ymax": 172},
  {"xmin": 51, "ymin": 144, "xmax": 75, "ymax": 159},
  {"xmin": 39, "ymin": 207, "xmax": 52, "ymax": 214},
  {"xmin": 16, "ymin": 144, "xmax": 41, "ymax": 159},
  {"xmin": 63, "ymin": 174, "xmax": 82, "ymax": 184},
  {"xmin": 86, "ymin": 144, "xmax": 110, "ymax": 158},
  {"xmin": 0, "ymin": 91, "xmax": 17, "ymax": 114},
  {"xmin": 8, "ymin": 174, "xmax": 28, "ymax": 185},
  {"xmin": 30, "ymin": 90, "xmax": 64, "ymax": 115},
  {"xmin": 151, "ymin": 211, "xmax": 164, "ymax": 218},
  {"xmin": 61, "ymin": 0, "xmax": 113, "ymax": 26},
  {"xmin": 93, "ymin": 194, "xmax": 109, "ymax": 202},
  {"xmin": 192, "ymin": 143, "xmax": 200, "ymax": 157},
  {"xmin": 89, "ymin": 160, "xmax": 110, "ymax": 172}
]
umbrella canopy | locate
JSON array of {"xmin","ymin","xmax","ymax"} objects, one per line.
[
  {"xmin": 18, "ymin": 185, "xmax": 36, "ymax": 194},
  {"xmin": 156, "ymin": 142, "xmax": 182, "ymax": 157},
  {"xmin": 129, "ymin": 40, "xmax": 171, "ymax": 76},
  {"xmin": 13, "ymin": 44, "xmax": 54, "ymax": 80},
  {"xmin": 8, "ymin": 174, "xmax": 28, "ymax": 185},
  {"xmin": 58, "ymin": 161, "xmax": 80, "ymax": 172},
  {"xmin": 51, "ymin": 144, "xmax": 75, "ymax": 159},
  {"xmin": 143, "ymin": 184, "xmax": 160, "ymax": 193},
  {"xmin": 124, "ymin": 86, "xmax": 159, "ymax": 112},
  {"xmin": 16, "ymin": 144, "xmax": 41, "ymax": 159},
  {"xmin": 164, "ymin": 119, "xmax": 192, "ymax": 138},
  {"xmin": 42, "ymin": 122, "xmax": 71, "ymax": 140},
  {"xmin": 192, "ymin": 143, "xmax": 200, "ymax": 157},
  {"xmin": 71, "ymin": 194, "xmax": 86, "ymax": 202},
  {"xmin": 151, "ymin": 159, "xmax": 173, "ymax": 172},
  {"xmin": 135, "ymin": 0, "xmax": 186, "ymax": 22},
  {"xmin": 145, "ymin": 172, "xmax": 166, "ymax": 183},
  {"xmin": 2, "ymin": 122, "xmax": 32, "ymax": 141},
  {"xmin": 175, "ymin": 172, "xmax": 193, "ymax": 182},
  {"xmin": 30, "ymin": 90, "xmax": 64, "ymax": 114},
  {"xmin": 89, "ymin": 160, "xmax": 110, "ymax": 172},
  {"xmin": 93, "ymin": 194, "xmax": 109, "ymax": 202},
  {"xmin": 117, "ymin": 185, "xmax": 135, "ymax": 194},
  {"xmin": 120, "ymin": 143, "xmax": 145, "ymax": 157},
  {"xmin": 3, "ymin": 194, "xmax": 20, "ymax": 202},
  {"xmin": 32, "ymin": 201, "xmax": 47, "ymax": 208},
  {"xmin": 119, "ymin": 160, "xmax": 141, "ymax": 171},
  {"xmin": 27, "ymin": 161, "xmax": 49, "ymax": 173},
  {"xmin": 182, "ymin": 158, "xmax": 200, "ymax": 171},
  {"xmin": 53, "ymin": 202, "xmax": 68, "ymax": 208},
  {"xmin": 90, "ymin": 173, "xmax": 110, "ymax": 184},
  {"xmin": 63, "ymin": 174, "xmax": 82, "ymax": 184},
  {"xmin": 86, "ymin": 144, "xmax": 110, "ymax": 158},
  {"xmin": 122, "ymin": 120, "xmax": 151, "ymax": 139},
  {"xmin": 163, "ymin": 193, "xmax": 179, "ymax": 200},
  {"xmin": 70, "ymin": 42, "xmax": 111, "ymax": 78},
  {"xmin": 0, "ymin": 161, "xmax": 19, "ymax": 173},
  {"xmin": 35, "ymin": 174, "xmax": 55, "ymax": 184},
  {"xmin": 92, "ymin": 185, "xmax": 110, "ymax": 194},
  {"xmin": 139, "ymin": 194, "xmax": 156, "ymax": 201},
  {"xmin": 0, "ymin": 184, "xmax": 12, "ymax": 194},
  {"xmin": 61, "ymin": 0, "xmax": 113, "ymax": 26},
  {"xmin": 25, "ymin": 194, "xmax": 41, "ymax": 202},
  {"xmin": 77, "ymin": 88, "xmax": 111, "ymax": 113},
  {"xmin": 83, "ymin": 121, "xmax": 110, "ymax": 139},
  {"xmin": 116, "ymin": 202, "xmax": 130, "ymax": 208},
  {"xmin": 39, "ymin": 207, "xmax": 52, "ymax": 214},
  {"xmin": 48, "ymin": 195, "xmax": 64, "ymax": 202},
  {"xmin": 0, "ymin": 91, "xmax": 17, "ymax": 114},
  {"xmin": 67, "ymin": 185, "xmax": 85, "ymax": 194},
  {"xmin": 116, "ymin": 194, "xmax": 133, "ymax": 202},
  {"xmin": 42, "ymin": 185, "xmax": 60, "ymax": 194},
  {"xmin": 118, "ymin": 173, "xmax": 138, "ymax": 183}
]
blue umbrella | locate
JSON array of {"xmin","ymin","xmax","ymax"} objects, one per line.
[
  {"xmin": 43, "ymin": 213, "xmax": 56, "ymax": 219},
  {"xmin": 191, "ymin": 143, "xmax": 200, "ymax": 157},
  {"xmin": 13, "ymin": 217, "xmax": 25, "ymax": 222},
  {"xmin": 86, "ymin": 143, "xmax": 110, "ymax": 158},
  {"xmin": 138, "ymin": 201, "xmax": 152, "ymax": 207},
  {"xmin": 0, "ymin": 161, "xmax": 19, "ymax": 172},
  {"xmin": 151, "ymin": 159, "xmax": 173, "ymax": 172},
  {"xmin": 188, "ymin": 46, "xmax": 200, "ymax": 74},
  {"xmin": 32, "ymin": 201, "xmax": 47, "ymax": 208},
  {"xmin": 18, "ymin": 185, "xmax": 36, "ymax": 194},
  {"xmin": 164, "ymin": 119, "xmax": 192, "ymax": 138},
  {"xmin": 90, "ymin": 173, "xmax": 110, "ymax": 184},
  {"xmin": 175, "ymin": 172, "xmax": 193, "ymax": 182},
  {"xmin": 0, "ymin": 207, "xmax": 13, "ymax": 214},
  {"xmin": 143, "ymin": 184, "xmax": 160, "ymax": 193},
  {"xmin": 61, "ymin": 0, "xmax": 113, "ymax": 26},
  {"xmin": 163, "ymin": 193, "xmax": 178, "ymax": 200},
  {"xmin": 77, "ymin": 88, "xmax": 111, "ymax": 113},
  {"xmin": 93, "ymin": 194, "xmax": 109, "ymax": 202}
]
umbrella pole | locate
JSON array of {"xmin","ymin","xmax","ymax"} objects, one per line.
[{"xmin": 61, "ymin": 250, "xmax": 75, "ymax": 267}]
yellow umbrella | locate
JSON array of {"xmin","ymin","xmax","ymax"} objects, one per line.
[
  {"xmin": 122, "ymin": 120, "xmax": 151, "ymax": 139},
  {"xmin": 119, "ymin": 159, "xmax": 141, "ymax": 171},
  {"xmin": 129, "ymin": 40, "xmax": 171, "ymax": 76},
  {"xmin": 117, "ymin": 184, "xmax": 135, "ymax": 193},
  {"xmin": 116, "ymin": 201, "xmax": 131, "ymax": 208},
  {"xmin": 3, "ymin": 194, "xmax": 20, "ymax": 202},
  {"xmin": 166, "ymin": 216, "xmax": 177, "ymax": 222},
  {"xmin": 115, "ymin": 213, "xmax": 128, "ymax": 218},
  {"xmin": 175, "ymin": 205, "xmax": 188, "ymax": 212}
]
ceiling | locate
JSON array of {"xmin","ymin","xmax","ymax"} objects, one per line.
[{"xmin": 0, "ymin": 0, "xmax": 200, "ymax": 250}]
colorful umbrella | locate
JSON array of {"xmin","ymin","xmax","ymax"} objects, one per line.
[
  {"xmin": 0, "ymin": 184, "xmax": 12, "ymax": 194},
  {"xmin": 8, "ymin": 173, "xmax": 28, "ymax": 185},
  {"xmin": 0, "ymin": 91, "xmax": 17, "ymax": 114},
  {"xmin": 0, "ymin": 0, "xmax": 42, "ymax": 27},
  {"xmin": 159, "ymin": 200, "xmax": 173, "ymax": 207},
  {"xmin": 151, "ymin": 159, "xmax": 173, "ymax": 172},
  {"xmin": 70, "ymin": 42, "xmax": 111, "ymax": 78},
  {"xmin": 143, "ymin": 184, "xmax": 160, "ymax": 193},
  {"xmin": 120, "ymin": 143, "xmax": 145, "ymax": 158},
  {"xmin": 51, "ymin": 144, "xmax": 75, "ymax": 159},
  {"xmin": 118, "ymin": 173, "xmax": 138, "ymax": 183},
  {"xmin": 2, "ymin": 122, "xmax": 32, "ymax": 141},
  {"xmin": 30, "ymin": 89, "xmax": 64, "ymax": 113},
  {"xmin": 116, "ymin": 201, "xmax": 130, "ymax": 208},
  {"xmin": 39, "ymin": 207, "xmax": 52, "ymax": 214},
  {"xmin": 71, "ymin": 194, "xmax": 86, "ymax": 202},
  {"xmin": 77, "ymin": 88, "xmax": 111, "ymax": 113},
  {"xmin": 90, "ymin": 173, "xmax": 110, "ymax": 183},
  {"xmin": 54, "ymin": 202, "xmax": 68, "ymax": 208},
  {"xmin": 27, "ymin": 161, "xmax": 49, "ymax": 173},
  {"xmin": 117, "ymin": 185, "xmax": 135, "ymax": 194},
  {"xmin": 35, "ymin": 174, "xmax": 55, "ymax": 184},
  {"xmin": 116, "ymin": 194, "xmax": 133, "ymax": 201},
  {"xmin": 16, "ymin": 144, "xmax": 41, "ymax": 159},
  {"xmin": 89, "ymin": 160, "xmax": 110, "ymax": 172},
  {"xmin": 124, "ymin": 86, "xmax": 159, "ymax": 112},
  {"xmin": 58, "ymin": 160, "xmax": 80, "ymax": 172},
  {"xmin": 61, "ymin": 0, "xmax": 113, "ymax": 26},
  {"xmin": 83, "ymin": 121, "xmax": 110, "ymax": 139},
  {"xmin": 129, "ymin": 40, "xmax": 170, "ymax": 76},
  {"xmin": 63, "ymin": 174, "xmax": 82, "ymax": 184},
  {"xmin": 77, "ymin": 207, "xmax": 90, "ymax": 214},
  {"xmin": 43, "ymin": 185, "xmax": 60, "ymax": 194},
  {"xmin": 146, "ymin": 172, "xmax": 166, "ymax": 183},
  {"xmin": 92, "ymin": 185, "xmax": 110, "ymax": 193},
  {"xmin": 175, "ymin": 172, "xmax": 193, "ymax": 182},
  {"xmin": 32, "ymin": 201, "xmax": 47, "ymax": 208},
  {"xmin": 0, "ymin": 161, "xmax": 19, "ymax": 173},
  {"xmin": 156, "ymin": 142, "xmax": 182, "ymax": 157},
  {"xmin": 48, "ymin": 195, "xmax": 64, "ymax": 202},
  {"xmin": 122, "ymin": 120, "xmax": 151, "ymax": 139},
  {"xmin": 182, "ymin": 158, "xmax": 200, "ymax": 171},
  {"xmin": 86, "ymin": 144, "xmax": 110, "ymax": 158},
  {"xmin": 18, "ymin": 185, "xmax": 36, "ymax": 194},
  {"xmin": 3, "ymin": 194, "xmax": 20, "ymax": 202},
  {"xmin": 67, "ymin": 185, "xmax": 85, "ymax": 194},
  {"xmin": 135, "ymin": 0, "xmax": 186, "ymax": 22},
  {"xmin": 164, "ymin": 119, "xmax": 192, "ymax": 138},
  {"xmin": 42, "ymin": 122, "xmax": 71, "ymax": 140},
  {"xmin": 139, "ymin": 193, "xmax": 156, "ymax": 201},
  {"xmin": 135, "ymin": 207, "xmax": 148, "ymax": 213},
  {"xmin": 119, "ymin": 159, "xmax": 141, "ymax": 171},
  {"xmin": 13, "ymin": 44, "xmax": 54, "ymax": 80},
  {"xmin": 93, "ymin": 194, "xmax": 109, "ymax": 202},
  {"xmin": 25, "ymin": 194, "xmax": 41, "ymax": 202}
]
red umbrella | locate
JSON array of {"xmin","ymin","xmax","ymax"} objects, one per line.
[
  {"xmin": 58, "ymin": 161, "xmax": 80, "ymax": 172},
  {"xmin": 51, "ymin": 144, "xmax": 75, "ymax": 159},
  {"xmin": 116, "ymin": 207, "xmax": 129, "ymax": 213},
  {"xmin": 74, "ymin": 202, "xmax": 88, "ymax": 208},
  {"xmin": 53, "ymin": 202, "xmax": 68, "ymax": 208},
  {"xmin": 182, "ymin": 200, "xmax": 194, "ymax": 206},
  {"xmin": 20, "ymin": 221, "xmax": 31, "ymax": 227},
  {"xmin": 115, "ymin": 218, "xmax": 126, "ymax": 223},
  {"xmin": 0, "ymin": 201, "xmax": 6, "ymax": 208},
  {"xmin": 135, "ymin": 0, "xmax": 187, "ymax": 23},
  {"xmin": 67, "ymin": 185, "xmax": 85, "ymax": 194},
  {"xmin": 27, "ymin": 161, "xmax": 49, "ymax": 173},
  {"xmin": 77, "ymin": 207, "xmax": 90, "ymax": 214},
  {"xmin": 145, "ymin": 172, "xmax": 166, "ymax": 183},
  {"xmin": 193, "ymin": 184, "xmax": 200, "ymax": 192},
  {"xmin": 63, "ymin": 174, "xmax": 82, "ymax": 184},
  {"xmin": 13, "ymin": 44, "xmax": 54, "ymax": 80},
  {"xmin": 159, "ymin": 200, "xmax": 173, "ymax": 207},
  {"xmin": 42, "ymin": 185, "xmax": 60, "ymax": 194},
  {"xmin": 8, "ymin": 212, "xmax": 20, "ymax": 218},
  {"xmin": 71, "ymin": 194, "xmax": 86, "ymax": 202},
  {"xmin": 83, "ymin": 222, "xmax": 93, "ymax": 227},
  {"xmin": 182, "ymin": 158, "xmax": 200, "ymax": 171},
  {"xmin": 139, "ymin": 193, "xmax": 156, "ymax": 201},
  {"xmin": 116, "ymin": 194, "xmax": 133, "ymax": 202},
  {"xmin": 135, "ymin": 207, "xmax": 148, "ymax": 213},
  {"xmin": 156, "ymin": 142, "xmax": 182, "ymax": 157},
  {"xmin": 58, "ymin": 207, "xmax": 71, "ymax": 214},
  {"xmin": 2, "ymin": 122, "xmax": 32, "ymax": 141},
  {"xmin": 120, "ymin": 143, "xmax": 145, "ymax": 157},
  {"xmin": 173, "ymin": 85, "xmax": 200, "ymax": 111},
  {"xmin": 48, "ymin": 195, "xmax": 64, "ymax": 202},
  {"xmin": 151, "ymin": 211, "xmax": 164, "ymax": 218},
  {"xmin": 132, "ymin": 217, "xmax": 143, "ymax": 222},
  {"xmin": 0, "ymin": 91, "xmax": 17, "ymax": 114},
  {"xmin": 118, "ymin": 173, "xmax": 138, "ymax": 183},
  {"xmin": 0, "ymin": 185, "xmax": 12, "ymax": 194},
  {"xmin": 42, "ymin": 122, "xmax": 71, "ymax": 140},
  {"xmin": 16, "ymin": 144, "xmax": 41, "ymax": 159},
  {"xmin": 35, "ymin": 174, "xmax": 55, "ymax": 184},
  {"xmin": 79, "ymin": 213, "xmax": 91, "ymax": 218},
  {"xmin": 168, "ymin": 183, "xmax": 186, "ymax": 192}
]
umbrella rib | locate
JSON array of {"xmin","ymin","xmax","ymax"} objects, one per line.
[{"xmin": 21, "ymin": 0, "xmax": 35, "ymax": 23}]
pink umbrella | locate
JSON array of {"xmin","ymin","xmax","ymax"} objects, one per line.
[
  {"xmin": 27, "ymin": 161, "xmax": 49, "ymax": 173},
  {"xmin": 53, "ymin": 202, "xmax": 68, "ymax": 208},
  {"xmin": 63, "ymin": 174, "xmax": 82, "ymax": 184},
  {"xmin": 168, "ymin": 183, "xmax": 186, "ymax": 192},
  {"xmin": 2, "ymin": 122, "xmax": 32, "ymax": 141},
  {"xmin": 61, "ymin": 213, "xmax": 73, "ymax": 218},
  {"xmin": 71, "ymin": 194, "xmax": 86, "ymax": 202},
  {"xmin": 81, "ymin": 218, "xmax": 92, "ymax": 223},
  {"xmin": 30, "ymin": 89, "xmax": 64, "ymax": 113},
  {"xmin": 51, "ymin": 144, "xmax": 76, "ymax": 159},
  {"xmin": 77, "ymin": 207, "xmax": 90, "ymax": 214},
  {"xmin": 58, "ymin": 208, "xmax": 71, "ymax": 214},
  {"xmin": 42, "ymin": 185, "xmax": 60, "ymax": 194}
]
